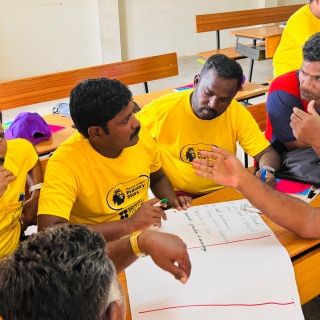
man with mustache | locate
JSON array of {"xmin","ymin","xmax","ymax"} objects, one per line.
[
  {"xmin": 38, "ymin": 78, "xmax": 191, "ymax": 242},
  {"xmin": 266, "ymin": 32, "xmax": 320, "ymax": 156},
  {"xmin": 0, "ymin": 111, "xmax": 42, "ymax": 257},
  {"xmin": 136, "ymin": 54, "xmax": 279, "ymax": 198}
]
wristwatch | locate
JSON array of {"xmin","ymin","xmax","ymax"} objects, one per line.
[{"xmin": 261, "ymin": 166, "xmax": 276, "ymax": 176}]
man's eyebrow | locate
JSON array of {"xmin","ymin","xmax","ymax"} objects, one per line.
[{"xmin": 300, "ymin": 68, "xmax": 320, "ymax": 78}]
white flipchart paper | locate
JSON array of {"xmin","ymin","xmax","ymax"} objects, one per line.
[{"xmin": 125, "ymin": 199, "xmax": 305, "ymax": 320}]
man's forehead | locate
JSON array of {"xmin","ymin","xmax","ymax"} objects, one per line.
[{"xmin": 301, "ymin": 60, "xmax": 320, "ymax": 76}]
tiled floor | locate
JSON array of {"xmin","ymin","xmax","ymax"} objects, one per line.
[{"xmin": 4, "ymin": 55, "xmax": 320, "ymax": 319}]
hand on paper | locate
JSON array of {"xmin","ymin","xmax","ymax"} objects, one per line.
[
  {"xmin": 138, "ymin": 229, "xmax": 191, "ymax": 284},
  {"xmin": 169, "ymin": 196, "xmax": 192, "ymax": 211}
]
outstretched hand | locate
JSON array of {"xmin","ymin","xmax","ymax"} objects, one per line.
[
  {"xmin": 192, "ymin": 146, "xmax": 245, "ymax": 189},
  {"xmin": 139, "ymin": 230, "xmax": 191, "ymax": 284}
]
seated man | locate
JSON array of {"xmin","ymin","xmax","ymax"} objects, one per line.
[
  {"xmin": 192, "ymin": 146, "xmax": 320, "ymax": 239},
  {"xmin": 37, "ymin": 78, "xmax": 191, "ymax": 241},
  {"xmin": 0, "ymin": 110, "xmax": 42, "ymax": 257},
  {"xmin": 136, "ymin": 54, "xmax": 279, "ymax": 198},
  {"xmin": 266, "ymin": 32, "xmax": 320, "ymax": 155},
  {"xmin": 273, "ymin": 0, "xmax": 320, "ymax": 78},
  {"xmin": 0, "ymin": 224, "xmax": 191, "ymax": 320}
]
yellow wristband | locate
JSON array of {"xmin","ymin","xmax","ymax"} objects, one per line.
[{"xmin": 130, "ymin": 230, "xmax": 147, "ymax": 257}]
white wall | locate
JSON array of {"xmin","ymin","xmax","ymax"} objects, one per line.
[
  {"xmin": 118, "ymin": 0, "xmax": 259, "ymax": 59},
  {"xmin": 278, "ymin": 0, "xmax": 307, "ymax": 5},
  {"xmin": 0, "ymin": 0, "xmax": 104, "ymax": 80},
  {"xmin": 0, "ymin": 0, "xmax": 307, "ymax": 80}
]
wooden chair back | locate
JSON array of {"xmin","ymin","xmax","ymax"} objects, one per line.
[
  {"xmin": 247, "ymin": 101, "xmax": 267, "ymax": 132},
  {"xmin": 196, "ymin": 4, "xmax": 304, "ymax": 33},
  {"xmin": 0, "ymin": 52, "xmax": 178, "ymax": 110},
  {"xmin": 243, "ymin": 101, "xmax": 267, "ymax": 168}
]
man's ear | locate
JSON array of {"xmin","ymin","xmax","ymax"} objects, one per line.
[
  {"xmin": 88, "ymin": 126, "xmax": 104, "ymax": 140},
  {"xmin": 193, "ymin": 74, "xmax": 200, "ymax": 87},
  {"xmin": 102, "ymin": 301, "xmax": 126, "ymax": 320}
]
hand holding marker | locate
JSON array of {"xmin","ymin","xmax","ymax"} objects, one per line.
[{"xmin": 154, "ymin": 198, "xmax": 169, "ymax": 208}]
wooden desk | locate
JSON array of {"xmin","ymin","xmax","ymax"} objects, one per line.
[
  {"xmin": 230, "ymin": 25, "xmax": 283, "ymax": 59},
  {"xmin": 35, "ymin": 114, "xmax": 75, "ymax": 156},
  {"xmin": 119, "ymin": 187, "xmax": 320, "ymax": 320},
  {"xmin": 230, "ymin": 25, "xmax": 283, "ymax": 81},
  {"xmin": 133, "ymin": 82, "xmax": 268, "ymax": 108},
  {"xmin": 35, "ymin": 82, "xmax": 268, "ymax": 156}
]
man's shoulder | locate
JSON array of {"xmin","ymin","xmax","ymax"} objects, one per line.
[
  {"xmin": 137, "ymin": 125, "xmax": 156, "ymax": 142},
  {"xmin": 270, "ymin": 71, "xmax": 299, "ymax": 93},
  {"xmin": 226, "ymin": 99, "xmax": 248, "ymax": 113},
  {"xmin": 7, "ymin": 138, "xmax": 36, "ymax": 152},
  {"xmin": 289, "ymin": 4, "xmax": 309, "ymax": 20},
  {"xmin": 51, "ymin": 132, "xmax": 85, "ymax": 159},
  {"xmin": 140, "ymin": 90, "xmax": 191, "ymax": 112}
]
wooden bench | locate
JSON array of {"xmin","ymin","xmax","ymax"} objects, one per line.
[
  {"xmin": 0, "ymin": 52, "xmax": 178, "ymax": 110},
  {"xmin": 196, "ymin": 4, "xmax": 304, "ymax": 61},
  {"xmin": 1, "ymin": 52, "xmax": 179, "ymax": 190}
]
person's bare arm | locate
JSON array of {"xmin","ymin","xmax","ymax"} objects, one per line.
[
  {"xmin": 37, "ymin": 214, "xmax": 68, "ymax": 232},
  {"xmin": 106, "ymin": 229, "xmax": 191, "ymax": 283},
  {"xmin": 150, "ymin": 168, "xmax": 191, "ymax": 210},
  {"xmin": 22, "ymin": 160, "xmax": 43, "ymax": 229},
  {"xmin": 193, "ymin": 146, "xmax": 320, "ymax": 238},
  {"xmin": 283, "ymin": 140, "xmax": 308, "ymax": 151},
  {"xmin": 38, "ymin": 198, "xmax": 167, "ymax": 241}
]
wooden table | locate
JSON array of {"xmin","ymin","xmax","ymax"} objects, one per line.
[
  {"xmin": 230, "ymin": 25, "xmax": 283, "ymax": 59},
  {"xmin": 35, "ymin": 114, "xmax": 75, "ymax": 156},
  {"xmin": 119, "ymin": 187, "xmax": 320, "ymax": 320},
  {"xmin": 230, "ymin": 25, "xmax": 283, "ymax": 81},
  {"xmin": 34, "ymin": 82, "xmax": 269, "ymax": 156},
  {"xmin": 133, "ymin": 81, "xmax": 268, "ymax": 108}
]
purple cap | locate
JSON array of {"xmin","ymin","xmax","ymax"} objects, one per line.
[{"xmin": 5, "ymin": 112, "xmax": 52, "ymax": 145}]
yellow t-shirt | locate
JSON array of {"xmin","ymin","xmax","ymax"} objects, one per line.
[
  {"xmin": 0, "ymin": 139, "xmax": 38, "ymax": 257},
  {"xmin": 136, "ymin": 90, "xmax": 270, "ymax": 195},
  {"xmin": 38, "ymin": 126, "xmax": 161, "ymax": 224},
  {"xmin": 273, "ymin": 4, "xmax": 320, "ymax": 78}
]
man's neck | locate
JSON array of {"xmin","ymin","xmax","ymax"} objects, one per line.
[{"xmin": 89, "ymin": 141, "xmax": 122, "ymax": 159}]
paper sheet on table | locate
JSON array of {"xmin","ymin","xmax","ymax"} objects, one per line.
[{"xmin": 126, "ymin": 199, "xmax": 304, "ymax": 320}]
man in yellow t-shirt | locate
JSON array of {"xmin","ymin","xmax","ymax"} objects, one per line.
[
  {"xmin": 38, "ymin": 78, "xmax": 191, "ymax": 241},
  {"xmin": 273, "ymin": 1, "xmax": 320, "ymax": 78},
  {"xmin": 136, "ymin": 54, "xmax": 280, "ymax": 198},
  {"xmin": 0, "ymin": 111, "xmax": 42, "ymax": 257}
]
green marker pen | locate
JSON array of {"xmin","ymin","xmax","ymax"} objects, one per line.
[{"xmin": 154, "ymin": 198, "xmax": 169, "ymax": 207}]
